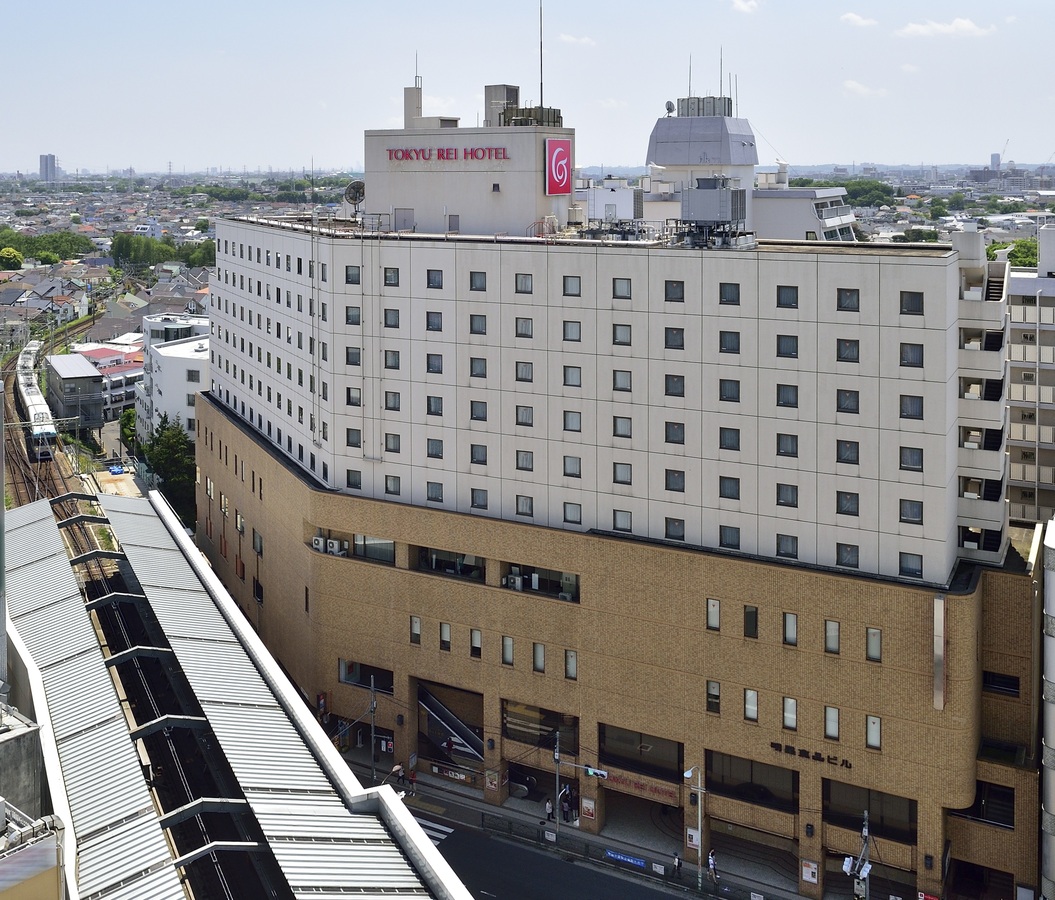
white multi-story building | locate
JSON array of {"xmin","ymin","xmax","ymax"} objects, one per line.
[{"xmin": 135, "ymin": 313, "xmax": 210, "ymax": 445}]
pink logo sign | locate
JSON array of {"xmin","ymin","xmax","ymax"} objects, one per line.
[{"xmin": 545, "ymin": 139, "xmax": 572, "ymax": 195}]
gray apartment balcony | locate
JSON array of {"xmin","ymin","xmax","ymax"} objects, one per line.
[
  {"xmin": 958, "ymin": 377, "xmax": 1005, "ymax": 426},
  {"xmin": 958, "ymin": 524, "xmax": 1007, "ymax": 564},
  {"xmin": 957, "ymin": 476, "xmax": 1005, "ymax": 529}
]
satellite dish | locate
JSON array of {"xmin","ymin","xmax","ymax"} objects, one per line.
[
  {"xmin": 344, "ymin": 180, "xmax": 365, "ymax": 207},
  {"xmin": 665, "ymin": 100, "xmax": 675, "ymax": 116}
]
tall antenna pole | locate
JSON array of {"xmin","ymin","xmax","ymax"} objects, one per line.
[
  {"xmin": 688, "ymin": 55, "xmax": 692, "ymax": 97},
  {"xmin": 539, "ymin": 1, "xmax": 544, "ymax": 108},
  {"xmin": 719, "ymin": 47, "xmax": 723, "ymax": 98}
]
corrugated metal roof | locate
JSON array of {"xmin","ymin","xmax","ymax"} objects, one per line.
[
  {"xmin": 5, "ymin": 499, "xmax": 186, "ymax": 900},
  {"xmin": 99, "ymin": 495, "xmax": 437, "ymax": 897}
]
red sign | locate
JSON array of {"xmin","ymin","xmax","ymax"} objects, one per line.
[{"xmin": 545, "ymin": 138, "xmax": 572, "ymax": 195}]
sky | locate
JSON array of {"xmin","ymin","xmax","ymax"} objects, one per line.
[{"xmin": 13, "ymin": 0, "xmax": 1053, "ymax": 177}]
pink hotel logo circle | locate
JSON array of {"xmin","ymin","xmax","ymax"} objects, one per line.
[{"xmin": 545, "ymin": 139, "xmax": 572, "ymax": 195}]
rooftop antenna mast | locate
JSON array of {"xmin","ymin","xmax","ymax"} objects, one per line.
[
  {"xmin": 688, "ymin": 55, "xmax": 692, "ymax": 97},
  {"xmin": 719, "ymin": 47, "xmax": 723, "ymax": 98},
  {"xmin": 539, "ymin": 1, "xmax": 544, "ymax": 108}
]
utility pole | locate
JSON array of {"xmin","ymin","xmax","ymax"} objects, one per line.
[
  {"xmin": 842, "ymin": 809, "xmax": 871, "ymax": 900},
  {"xmin": 553, "ymin": 730, "xmax": 560, "ymax": 836},
  {"xmin": 369, "ymin": 675, "xmax": 377, "ymax": 784}
]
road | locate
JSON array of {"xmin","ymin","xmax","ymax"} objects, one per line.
[{"xmin": 413, "ymin": 813, "xmax": 685, "ymax": 900}]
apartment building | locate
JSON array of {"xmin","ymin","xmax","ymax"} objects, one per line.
[
  {"xmin": 196, "ymin": 80, "xmax": 1038, "ymax": 899},
  {"xmin": 134, "ymin": 313, "xmax": 210, "ymax": 445}
]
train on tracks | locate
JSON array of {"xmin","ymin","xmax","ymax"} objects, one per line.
[{"xmin": 15, "ymin": 341, "xmax": 56, "ymax": 461}]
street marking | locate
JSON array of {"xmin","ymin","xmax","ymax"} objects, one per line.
[{"xmin": 413, "ymin": 815, "xmax": 454, "ymax": 846}]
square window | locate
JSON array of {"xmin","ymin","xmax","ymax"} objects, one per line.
[
  {"xmin": 532, "ymin": 642, "xmax": 545, "ymax": 672},
  {"xmin": 427, "ymin": 481, "xmax": 443, "ymax": 502},
  {"xmin": 384, "ymin": 390, "xmax": 401, "ymax": 411},
  {"xmin": 346, "ymin": 469, "xmax": 362, "ymax": 489},
  {"xmin": 426, "ymin": 353, "xmax": 443, "ymax": 374},
  {"xmin": 564, "ymin": 411, "xmax": 582, "ymax": 432},
  {"xmin": 515, "ymin": 317, "xmax": 533, "ymax": 338},
  {"xmin": 900, "ymin": 499, "xmax": 923, "ymax": 524},
  {"xmin": 612, "ymin": 323, "xmax": 631, "ymax": 345},
  {"xmin": 666, "ymin": 421, "xmax": 686, "ymax": 444},
  {"xmin": 719, "ymin": 330, "xmax": 740, "ymax": 353},
  {"xmin": 346, "ymin": 387, "xmax": 362, "ymax": 407},
  {"xmin": 516, "ymin": 495, "xmax": 534, "ymax": 517},
  {"xmin": 426, "ymin": 395, "xmax": 443, "ymax": 416},
  {"xmin": 471, "ymin": 488, "xmax": 488, "ymax": 509},
  {"xmin": 471, "ymin": 443, "xmax": 487, "ymax": 464},
  {"xmin": 866, "ymin": 715, "xmax": 882, "ymax": 749},
  {"xmin": 613, "ymin": 277, "xmax": 632, "ymax": 299},
  {"xmin": 470, "ymin": 400, "xmax": 488, "ymax": 421},
  {"xmin": 346, "ymin": 428, "xmax": 362, "ymax": 448},
  {"xmin": 613, "ymin": 462, "xmax": 632, "ymax": 484},
  {"xmin": 776, "ymin": 433, "xmax": 798, "ymax": 457},
  {"xmin": 900, "ymin": 394, "xmax": 924, "ymax": 419},
  {"xmin": 837, "ymin": 439, "xmax": 859, "ymax": 464},
  {"xmin": 345, "ymin": 346, "xmax": 361, "ymax": 366},
  {"xmin": 744, "ymin": 688, "xmax": 758, "ymax": 721},
  {"xmin": 719, "ymin": 282, "xmax": 740, "ymax": 305},
  {"xmin": 565, "ymin": 366, "xmax": 582, "ymax": 387},
  {"xmin": 783, "ymin": 612, "xmax": 798, "ymax": 646},
  {"xmin": 776, "ymin": 533, "xmax": 798, "ymax": 559},
  {"xmin": 345, "ymin": 305, "xmax": 361, "ymax": 325},
  {"xmin": 613, "ymin": 416, "xmax": 632, "ymax": 438},
  {"xmin": 666, "ymin": 469, "xmax": 686, "ymax": 492},
  {"xmin": 517, "ymin": 450, "xmax": 534, "ymax": 471},
  {"xmin": 900, "ymin": 343, "xmax": 924, "ymax": 367},
  {"xmin": 426, "ymin": 310, "xmax": 442, "ymax": 331},
  {"xmin": 384, "ymin": 267, "xmax": 399, "ymax": 287},
  {"xmin": 837, "ymin": 389, "xmax": 860, "ymax": 414},
  {"xmin": 899, "ymin": 552, "xmax": 923, "ymax": 578},
  {"xmin": 427, "ymin": 438, "xmax": 443, "ymax": 458},
  {"xmin": 900, "ymin": 291, "xmax": 924, "ymax": 315},
  {"xmin": 564, "ymin": 502, "xmax": 582, "ymax": 524},
  {"xmin": 665, "ymin": 374, "xmax": 685, "ymax": 396},
  {"xmin": 837, "ymin": 287, "xmax": 859, "ymax": 311},
  {"xmin": 720, "ymin": 427, "xmax": 740, "ymax": 451},
  {"xmin": 777, "ymin": 285, "xmax": 799, "ymax": 308},
  {"xmin": 665, "ymin": 517, "xmax": 685, "ymax": 541},
  {"xmin": 866, "ymin": 627, "xmax": 882, "ymax": 661},
  {"xmin": 776, "ymin": 483, "xmax": 798, "ymax": 507},
  {"xmin": 385, "ymin": 474, "xmax": 401, "ymax": 495},
  {"xmin": 900, "ymin": 446, "xmax": 924, "ymax": 471},
  {"xmin": 837, "ymin": 491, "xmax": 860, "ymax": 516},
  {"xmin": 613, "ymin": 509, "xmax": 632, "ymax": 532},
  {"xmin": 563, "ymin": 455, "xmax": 581, "ymax": 477},
  {"xmin": 345, "ymin": 265, "xmax": 361, "ymax": 285},
  {"xmin": 706, "ymin": 680, "xmax": 721, "ymax": 714},
  {"xmin": 665, "ymin": 280, "xmax": 685, "ymax": 302},
  {"xmin": 384, "ymin": 308, "xmax": 400, "ymax": 328},
  {"xmin": 515, "ymin": 273, "xmax": 533, "ymax": 294},
  {"xmin": 719, "ymin": 476, "xmax": 740, "ymax": 500},
  {"xmin": 426, "ymin": 269, "xmax": 443, "ymax": 290},
  {"xmin": 777, "ymin": 334, "xmax": 798, "ymax": 358},
  {"xmin": 470, "ymin": 313, "xmax": 487, "ymax": 334},
  {"xmin": 470, "ymin": 357, "xmax": 487, "ymax": 378},
  {"xmin": 516, "ymin": 361, "xmax": 534, "ymax": 382},
  {"xmin": 501, "ymin": 635, "xmax": 513, "ymax": 665},
  {"xmin": 777, "ymin": 384, "xmax": 798, "ymax": 408},
  {"xmin": 563, "ymin": 320, "xmax": 581, "ymax": 341},
  {"xmin": 825, "ymin": 706, "xmax": 840, "ymax": 740},
  {"xmin": 837, "ymin": 543, "xmax": 860, "ymax": 568},
  {"xmin": 719, "ymin": 379, "xmax": 740, "ymax": 402},
  {"xmin": 516, "ymin": 405, "xmax": 534, "ymax": 426},
  {"xmin": 563, "ymin": 275, "xmax": 581, "ymax": 296},
  {"xmin": 384, "ymin": 349, "xmax": 400, "ymax": 369},
  {"xmin": 707, "ymin": 597, "xmax": 721, "ymax": 631},
  {"xmin": 469, "ymin": 270, "xmax": 486, "ymax": 291},
  {"xmin": 837, "ymin": 339, "xmax": 860, "ymax": 362},
  {"xmin": 783, "ymin": 697, "xmax": 798, "ymax": 730},
  {"xmin": 613, "ymin": 369, "xmax": 631, "ymax": 391},
  {"xmin": 720, "ymin": 525, "xmax": 741, "ymax": 550},
  {"xmin": 385, "ymin": 432, "xmax": 401, "ymax": 453},
  {"xmin": 743, "ymin": 604, "xmax": 758, "ymax": 638},
  {"xmin": 665, "ymin": 327, "xmax": 685, "ymax": 350}
]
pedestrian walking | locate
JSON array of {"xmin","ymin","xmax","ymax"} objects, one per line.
[
  {"xmin": 708, "ymin": 848, "xmax": 719, "ymax": 883},
  {"xmin": 408, "ymin": 769, "xmax": 417, "ymax": 796},
  {"xmin": 561, "ymin": 796, "xmax": 571, "ymax": 823},
  {"xmin": 545, "ymin": 798, "xmax": 554, "ymax": 821},
  {"xmin": 394, "ymin": 762, "xmax": 406, "ymax": 784},
  {"xmin": 673, "ymin": 852, "xmax": 682, "ymax": 878}
]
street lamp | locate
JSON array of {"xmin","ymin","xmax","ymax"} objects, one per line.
[{"xmin": 684, "ymin": 765, "xmax": 703, "ymax": 893}]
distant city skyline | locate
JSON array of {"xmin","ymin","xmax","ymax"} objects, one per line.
[{"xmin": 9, "ymin": 0, "xmax": 1052, "ymax": 177}]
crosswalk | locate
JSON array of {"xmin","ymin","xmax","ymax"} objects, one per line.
[{"xmin": 413, "ymin": 816, "xmax": 454, "ymax": 847}]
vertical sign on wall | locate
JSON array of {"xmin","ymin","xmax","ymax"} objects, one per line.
[{"xmin": 545, "ymin": 138, "xmax": 572, "ymax": 195}]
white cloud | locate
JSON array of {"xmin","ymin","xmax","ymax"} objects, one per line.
[
  {"xmin": 896, "ymin": 17, "xmax": 995, "ymax": 37},
  {"xmin": 731, "ymin": 0, "xmax": 759, "ymax": 12},
  {"xmin": 844, "ymin": 80, "xmax": 888, "ymax": 98},
  {"xmin": 901, "ymin": 63, "xmax": 920, "ymax": 74},
  {"xmin": 559, "ymin": 33, "xmax": 595, "ymax": 46},
  {"xmin": 840, "ymin": 12, "xmax": 877, "ymax": 27}
]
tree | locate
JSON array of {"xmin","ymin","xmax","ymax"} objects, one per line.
[
  {"xmin": 194, "ymin": 218, "xmax": 209, "ymax": 233},
  {"xmin": 948, "ymin": 193, "xmax": 966, "ymax": 210},
  {"xmin": 144, "ymin": 414, "xmax": 196, "ymax": 524},
  {"xmin": 891, "ymin": 229, "xmax": 939, "ymax": 243},
  {"xmin": 929, "ymin": 200, "xmax": 948, "ymax": 220},
  {"xmin": 37, "ymin": 251, "xmax": 60, "ymax": 265},
  {"xmin": 119, "ymin": 408, "xmax": 137, "ymax": 454},
  {"xmin": 0, "ymin": 247, "xmax": 23, "ymax": 270},
  {"xmin": 987, "ymin": 238, "xmax": 1038, "ymax": 267}
]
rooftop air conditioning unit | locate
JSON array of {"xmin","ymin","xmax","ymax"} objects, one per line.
[
  {"xmin": 327, "ymin": 539, "xmax": 341, "ymax": 555},
  {"xmin": 963, "ymin": 442, "xmax": 979, "ymax": 449},
  {"xmin": 963, "ymin": 492, "xmax": 979, "ymax": 500},
  {"xmin": 964, "ymin": 541, "xmax": 979, "ymax": 550},
  {"xmin": 312, "ymin": 536, "xmax": 326, "ymax": 552},
  {"xmin": 509, "ymin": 575, "xmax": 523, "ymax": 591}
]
